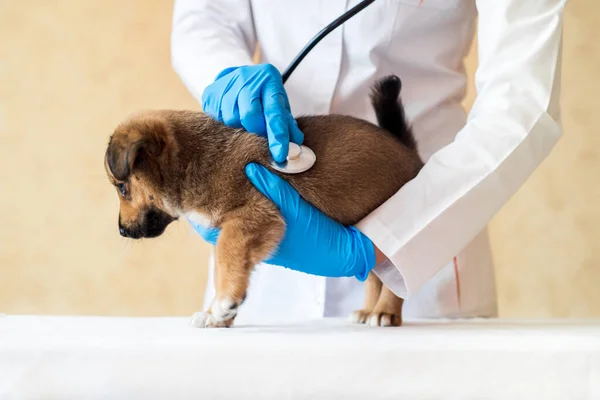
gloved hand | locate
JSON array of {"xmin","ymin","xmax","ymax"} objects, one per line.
[
  {"xmin": 187, "ymin": 164, "xmax": 376, "ymax": 281},
  {"xmin": 202, "ymin": 64, "xmax": 304, "ymax": 162}
]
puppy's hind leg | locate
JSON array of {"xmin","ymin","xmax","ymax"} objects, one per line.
[
  {"xmin": 367, "ymin": 286, "xmax": 404, "ymax": 327},
  {"xmin": 350, "ymin": 272, "xmax": 383, "ymax": 324},
  {"xmin": 191, "ymin": 210, "xmax": 285, "ymax": 328}
]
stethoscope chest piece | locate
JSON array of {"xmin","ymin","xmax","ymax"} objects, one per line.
[{"xmin": 269, "ymin": 142, "xmax": 316, "ymax": 174}]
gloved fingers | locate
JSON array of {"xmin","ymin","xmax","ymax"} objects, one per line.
[
  {"xmin": 265, "ymin": 112, "xmax": 289, "ymax": 163},
  {"xmin": 262, "ymin": 82, "xmax": 291, "ymax": 162},
  {"xmin": 238, "ymin": 87, "xmax": 267, "ymax": 134},
  {"xmin": 348, "ymin": 226, "xmax": 376, "ymax": 281},
  {"xmin": 201, "ymin": 84, "xmax": 223, "ymax": 122},
  {"xmin": 244, "ymin": 163, "xmax": 301, "ymax": 217},
  {"xmin": 202, "ymin": 67, "xmax": 242, "ymax": 123},
  {"xmin": 214, "ymin": 66, "xmax": 239, "ymax": 81},
  {"xmin": 220, "ymin": 89, "xmax": 242, "ymax": 128},
  {"xmin": 275, "ymin": 83, "xmax": 303, "ymax": 145},
  {"xmin": 188, "ymin": 219, "xmax": 220, "ymax": 246},
  {"xmin": 287, "ymin": 115, "xmax": 304, "ymax": 145}
]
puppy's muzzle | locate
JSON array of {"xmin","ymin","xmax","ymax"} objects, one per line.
[{"xmin": 119, "ymin": 207, "xmax": 175, "ymax": 239}]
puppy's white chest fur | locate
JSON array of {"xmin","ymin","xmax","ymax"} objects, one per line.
[{"xmin": 184, "ymin": 211, "xmax": 213, "ymax": 227}]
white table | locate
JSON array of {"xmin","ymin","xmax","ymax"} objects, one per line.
[{"xmin": 1, "ymin": 315, "xmax": 600, "ymax": 399}]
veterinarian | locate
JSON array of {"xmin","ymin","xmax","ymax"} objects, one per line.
[{"xmin": 171, "ymin": 0, "xmax": 566, "ymax": 324}]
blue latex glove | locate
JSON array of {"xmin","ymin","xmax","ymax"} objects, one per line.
[
  {"xmin": 187, "ymin": 164, "xmax": 376, "ymax": 281},
  {"xmin": 202, "ymin": 64, "xmax": 304, "ymax": 162}
]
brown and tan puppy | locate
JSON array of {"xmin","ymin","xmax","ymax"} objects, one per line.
[{"xmin": 104, "ymin": 75, "xmax": 422, "ymax": 328}]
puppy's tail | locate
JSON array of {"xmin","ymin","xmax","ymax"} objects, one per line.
[{"xmin": 370, "ymin": 75, "xmax": 417, "ymax": 151}]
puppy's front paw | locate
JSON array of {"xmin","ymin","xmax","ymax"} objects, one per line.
[
  {"xmin": 189, "ymin": 311, "xmax": 234, "ymax": 328},
  {"xmin": 188, "ymin": 296, "xmax": 244, "ymax": 329},
  {"xmin": 349, "ymin": 309, "xmax": 372, "ymax": 324},
  {"xmin": 189, "ymin": 311, "xmax": 210, "ymax": 328},
  {"xmin": 210, "ymin": 297, "xmax": 242, "ymax": 322},
  {"xmin": 366, "ymin": 311, "xmax": 402, "ymax": 327}
]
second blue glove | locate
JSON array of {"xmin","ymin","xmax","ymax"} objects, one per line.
[{"xmin": 187, "ymin": 163, "xmax": 376, "ymax": 281}]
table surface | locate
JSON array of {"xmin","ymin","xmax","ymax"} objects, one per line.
[{"xmin": 2, "ymin": 315, "xmax": 600, "ymax": 399}]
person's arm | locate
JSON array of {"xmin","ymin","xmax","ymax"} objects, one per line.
[
  {"xmin": 357, "ymin": 0, "xmax": 567, "ymax": 298},
  {"xmin": 171, "ymin": 0, "xmax": 256, "ymax": 103},
  {"xmin": 172, "ymin": 1, "xmax": 302, "ymax": 161}
]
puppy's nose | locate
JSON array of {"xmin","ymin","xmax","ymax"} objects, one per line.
[{"xmin": 119, "ymin": 227, "xmax": 127, "ymax": 237}]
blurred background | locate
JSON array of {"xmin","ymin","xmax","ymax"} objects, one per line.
[{"xmin": 1, "ymin": 0, "xmax": 598, "ymax": 318}]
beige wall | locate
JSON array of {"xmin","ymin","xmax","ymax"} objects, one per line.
[{"xmin": 1, "ymin": 0, "xmax": 598, "ymax": 318}]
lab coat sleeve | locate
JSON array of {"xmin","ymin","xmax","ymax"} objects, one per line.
[
  {"xmin": 171, "ymin": 0, "xmax": 256, "ymax": 104},
  {"xmin": 356, "ymin": 0, "xmax": 566, "ymax": 298}
]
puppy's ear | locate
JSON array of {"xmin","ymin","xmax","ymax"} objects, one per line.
[{"xmin": 105, "ymin": 117, "xmax": 170, "ymax": 181}]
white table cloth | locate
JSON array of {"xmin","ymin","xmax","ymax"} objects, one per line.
[{"xmin": 1, "ymin": 315, "xmax": 599, "ymax": 399}]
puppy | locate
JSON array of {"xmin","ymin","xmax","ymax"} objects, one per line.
[{"xmin": 104, "ymin": 75, "xmax": 423, "ymax": 328}]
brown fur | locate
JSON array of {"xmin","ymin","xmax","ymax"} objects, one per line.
[{"xmin": 104, "ymin": 76, "xmax": 422, "ymax": 327}]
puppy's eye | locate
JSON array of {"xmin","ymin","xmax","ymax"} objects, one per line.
[{"xmin": 117, "ymin": 183, "xmax": 127, "ymax": 197}]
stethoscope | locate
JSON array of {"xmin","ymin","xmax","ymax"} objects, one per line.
[{"xmin": 269, "ymin": 0, "xmax": 377, "ymax": 174}]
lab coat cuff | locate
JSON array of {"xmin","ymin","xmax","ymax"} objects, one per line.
[
  {"xmin": 356, "ymin": 217, "xmax": 419, "ymax": 299},
  {"xmin": 372, "ymin": 260, "xmax": 408, "ymax": 299}
]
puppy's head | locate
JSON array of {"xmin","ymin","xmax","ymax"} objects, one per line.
[{"xmin": 105, "ymin": 113, "xmax": 179, "ymax": 239}]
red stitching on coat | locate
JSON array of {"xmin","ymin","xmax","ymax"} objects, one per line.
[{"xmin": 453, "ymin": 256, "xmax": 461, "ymax": 308}]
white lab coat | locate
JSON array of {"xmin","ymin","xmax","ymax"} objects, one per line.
[{"xmin": 171, "ymin": 0, "xmax": 565, "ymax": 324}]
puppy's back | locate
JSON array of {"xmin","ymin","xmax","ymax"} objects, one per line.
[
  {"xmin": 165, "ymin": 76, "xmax": 422, "ymax": 227},
  {"xmin": 282, "ymin": 76, "xmax": 422, "ymax": 225}
]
